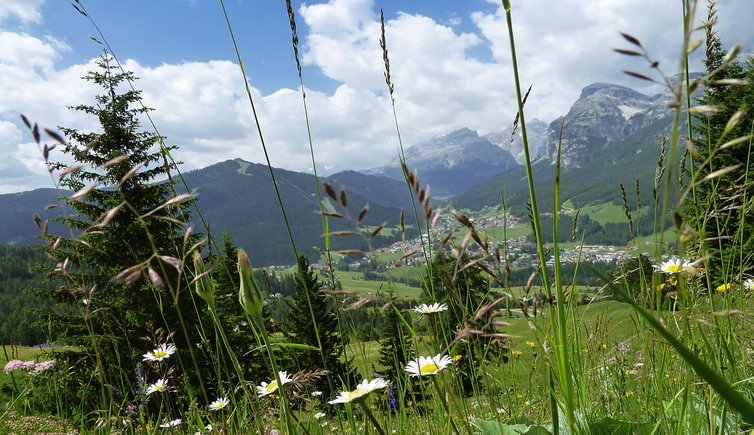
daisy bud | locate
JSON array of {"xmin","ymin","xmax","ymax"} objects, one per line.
[
  {"xmin": 238, "ymin": 249, "xmax": 263, "ymax": 324},
  {"xmin": 192, "ymin": 252, "xmax": 216, "ymax": 305}
]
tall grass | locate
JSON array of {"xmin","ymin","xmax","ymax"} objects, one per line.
[{"xmin": 3, "ymin": 0, "xmax": 754, "ymax": 433}]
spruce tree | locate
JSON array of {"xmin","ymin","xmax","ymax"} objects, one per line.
[
  {"xmin": 35, "ymin": 52, "xmax": 200, "ymax": 412},
  {"xmin": 376, "ymin": 297, "xmax": 415, "ymax": 411},
  {"xmin": 422, "ymin": 251, "xmax": 497, "ymax": 395},
  {"xmin": 209, "ymin": 233, "xmax": 270, "ymax": 383},
  {"xmin": 376, "ymin": 298, "xmax": 414, "ymax": 381},
  {"xmin": 284, "ymin": 255, "xmax": 355, "ymax": 402},
  {"xmin": 684, "ymin": 2, "xmax": 754, "ymax": 283}
]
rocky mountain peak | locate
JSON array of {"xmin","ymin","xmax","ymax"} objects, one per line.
[
  {"xmin": 541, "ymin": 82, "xmax": 670, "ymax": 168},
  {"xmin": 365, "ymin": 127, "xmax": 518, "ymax": 197}
]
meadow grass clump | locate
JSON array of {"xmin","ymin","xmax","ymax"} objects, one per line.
[{"xmin": 4, "ymin": 0, "xmax": 754, "ymax": 433}]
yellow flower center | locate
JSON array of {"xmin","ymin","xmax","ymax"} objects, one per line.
[
  {"xmin": 265, "ymin": 381, "xmax": 278, "ymax": 393},
  {"xmin": 666, "ymin": 265, "xmax": 683, "ymax": 273},
  {"xmin": 420, "ymin": 363, "xmax": 439, "ymax": 375},
  {"xmin": 154, "ymin": 384, "xmax": 165, "ymax": 392},
  {"xmin": 153, "ymin": 350, "xmax": 167, "ymax": 358}
]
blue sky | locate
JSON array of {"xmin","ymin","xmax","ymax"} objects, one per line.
[{"xmin": 1, "ymin": 0, "xmax": 752, "ymax": 193}]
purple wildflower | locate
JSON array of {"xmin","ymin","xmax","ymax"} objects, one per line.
[
  {"xmin": 32, "ymin": 360, "xmax": 55, "ymax": 374},
  {"xmin": 3, "ymin": 359, "xmax": 25, "ymax": 373}
]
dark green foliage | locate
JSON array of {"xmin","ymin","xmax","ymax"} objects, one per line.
[
  {"xmin": 683, "ymin": 5, "xmax": 754, "ymax": 283},
  {"xmin": 205, "ymin": 233, "xmax": 272, "ymax": 384},
  {"xmin": 610, "ymin": 254, "xmax": 668, "ymax": 309},
  {"xmin": 375, "ymin": 298, "xmax": 417, "ymax": 411},
  {"xmin": 0, "ymin": 245, "xmax": 64, "ymax": 345},
  {"xmin": 376, "ymin": 299, "xmax": 414, "ymax": 381},
  {"xmin": 177, "ymin": 159, "xmax": 407, "ymax": 266},
  {"xmin": 283, "ymin": 255, "xmax": 356, "ymax": 402},
  {"xmin": 422, "ymin": 251, "xmax": 501, "ymax": 395},
  {"xmin": 33, "ymin": 53, "xmax": 201, "ymax": 414}
]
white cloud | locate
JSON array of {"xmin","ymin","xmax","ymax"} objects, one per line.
[{"xmin": 0, "ymin": 0, "xmax": 45, "ymax": 24}]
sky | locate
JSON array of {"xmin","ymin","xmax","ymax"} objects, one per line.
[{"xmin": 1, "ymin": 0, "xmax": 752, "ymax": 193}]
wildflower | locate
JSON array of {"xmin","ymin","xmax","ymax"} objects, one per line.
[
  {"xmin": 238, "ymin": 249, "xmax": 264, "ymax": 325},
  {"xmin": 405, "ymin": 354, "xmax": 453, "ymax": 377},
  {"xmin": 160, "ymin": 419, "xmax": 182, "ymax": 428},
  {"xmin": 4, "ymin": 359, "xmax": 26, "ymax": 373},
  {"xmin": 453, "ymin": 354, "xmax": 463, "ymax": 363},
  {"xmin": 146, "ymin": 378, "xmax": 168, "ymax": 395},
  {"xmin": 193, "ymin": 252, "xmax": 216, "ymax": 305},
  {"xmin": 314, "ymin": 412, "xmax": 326, "ymax": 419},
  {"xmin": 744, "ymin": 278, "xmax": 754, "ymax": 290},
  {"xmin": 624, "ymin": 390, "xmax": 634, "ymax": 397},
  {"xmin": 525, "ymin": 341, "xmax": 536, "ymax": 349},
  {"xmin": 32, "ymin": 360, "xmax": 55, "ymax": 374},
  {"xmin": 82, "ymin": 298, "xmax": 90, "ymax": 305},
  {"xmin": 143, "ymin": 343, "xmax": 176, "ymax": 362},
  {"xmin": 329, "ymin": 378, "xmax": 390, "ymax": 404},
  {"xmin": 716, "ymin": 283, "xmax": 732, "ymax": 293},
  {"xmin": 413, "ymin": 302, "xmax": 448, "ymax": 314},
  {"xmin": 257, "ymin": 371, "xmax": 292, "ymax": 397},
  {"xmin": 746, "ymin": 347, "xmax": 753, "ymax": 357},
  {"xmin": 4, "ymin": 359, "xmax": 46, "ymax": 374},
  {"xmin": 512, "ymin": 350, "xmax": 523, "ymax": 358},
  {"xmin": 209, "ymin": 396, "xmax": 230, "ymax": 411},
  {"xmin": 311, "ymin": 390, "xmax": 323, "ymax": 397},
  {"xmin": 656, "ymin": 257, "xmax": 692, "ymax": 274}
]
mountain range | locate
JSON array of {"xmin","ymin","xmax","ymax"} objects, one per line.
[{"xmin": 0, "ymin": 81, "xmax": 677, "ymax": 265}]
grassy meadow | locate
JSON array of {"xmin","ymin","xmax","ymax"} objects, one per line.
[{"xmin": 3, "ymin": 0, "xmax": 754, "ymax": 433}]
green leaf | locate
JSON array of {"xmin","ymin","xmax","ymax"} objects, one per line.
[
  {"xmin": 472, "ymin": 419, "xmax": 550, "ymax": 435},
  {"xmin": 274, "ymin": 342, "xmax": 319, "ymax": 351}
]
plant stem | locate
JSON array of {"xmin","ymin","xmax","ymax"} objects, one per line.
[{"xmin": 359, "ymin": 401, "xmax": 387, "ymax": 435}]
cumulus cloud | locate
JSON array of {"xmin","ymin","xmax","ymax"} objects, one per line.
[{"xmin": 0, "ymin": 0, "xmax": 45, "ymax": 24}]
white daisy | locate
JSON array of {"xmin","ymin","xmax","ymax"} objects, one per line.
[
  {"xmin": 143, "ymin": 343, "xmax": 176, "ymax": 362},
  {"xmin": 159, "ymin": 418, "xmax": 181, "ymax": 428},
  {"xmin": 257, "ymin": 371, "xmax": 292, "ymax": 397},
  {"xmin": 329, "ymin": 378, "xmax": 390, "ymax": 404},
  {"xmin": 209, "ymin": 396, "xmax": 230, "ymax": 411},
  {"xmin": 405, "ymin": 354, "xmax": 454, "ymax": 377},
  {"xmin": 314, "ymin": 412, "xmax": 326, "ymax": 419},
  {"xmin": 146, "ymin": 378, "xmax": 168, "ymax": 395},
  {"xmin": 655, "ymin": 257, "xmax": 692, "ymax": 275},
  {"xmin": 413, "ymin": 302, "xmax": 448, "ymax": 314}
]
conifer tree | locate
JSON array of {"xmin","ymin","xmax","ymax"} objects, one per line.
[
  {"xmin": 376, "ymin": 297, "xmax": 414, "ymax": 381},
  {"xmin": 209, "ymin": 233, "xmax": 270, "ymax": 383},
  {"xmin": 34, "ymin": 52, "xmax": 200, "ymax": 411},
  {"xmin": 422, "ymin": 251, "xmax": 497, "ymax": 395},
  {"xmin": 684, "ymin": 2, "xmax": 754, "ymax": 282},
  {"xmin": 284, "ymin": 255, "xmax": 355, "ymax": 402}
]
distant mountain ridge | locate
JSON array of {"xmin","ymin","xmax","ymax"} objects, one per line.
[
  {"xmin": 454, "ymin": 82, "xmax": 677, "ymax": 211},
  {"xmin": 364, "ymin": 127, "xmax": 519, "ymax": 197},
  {"xmin": 483, "ymin": 119, "xmax": 548, "ymax": 164},
  {"xmin": 1, "ymin": 80, "xmax": 687, "ymax": 264},
  {"xmin": 540, "ymin": 82, "xmax": 669, "ymax": 168}
]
